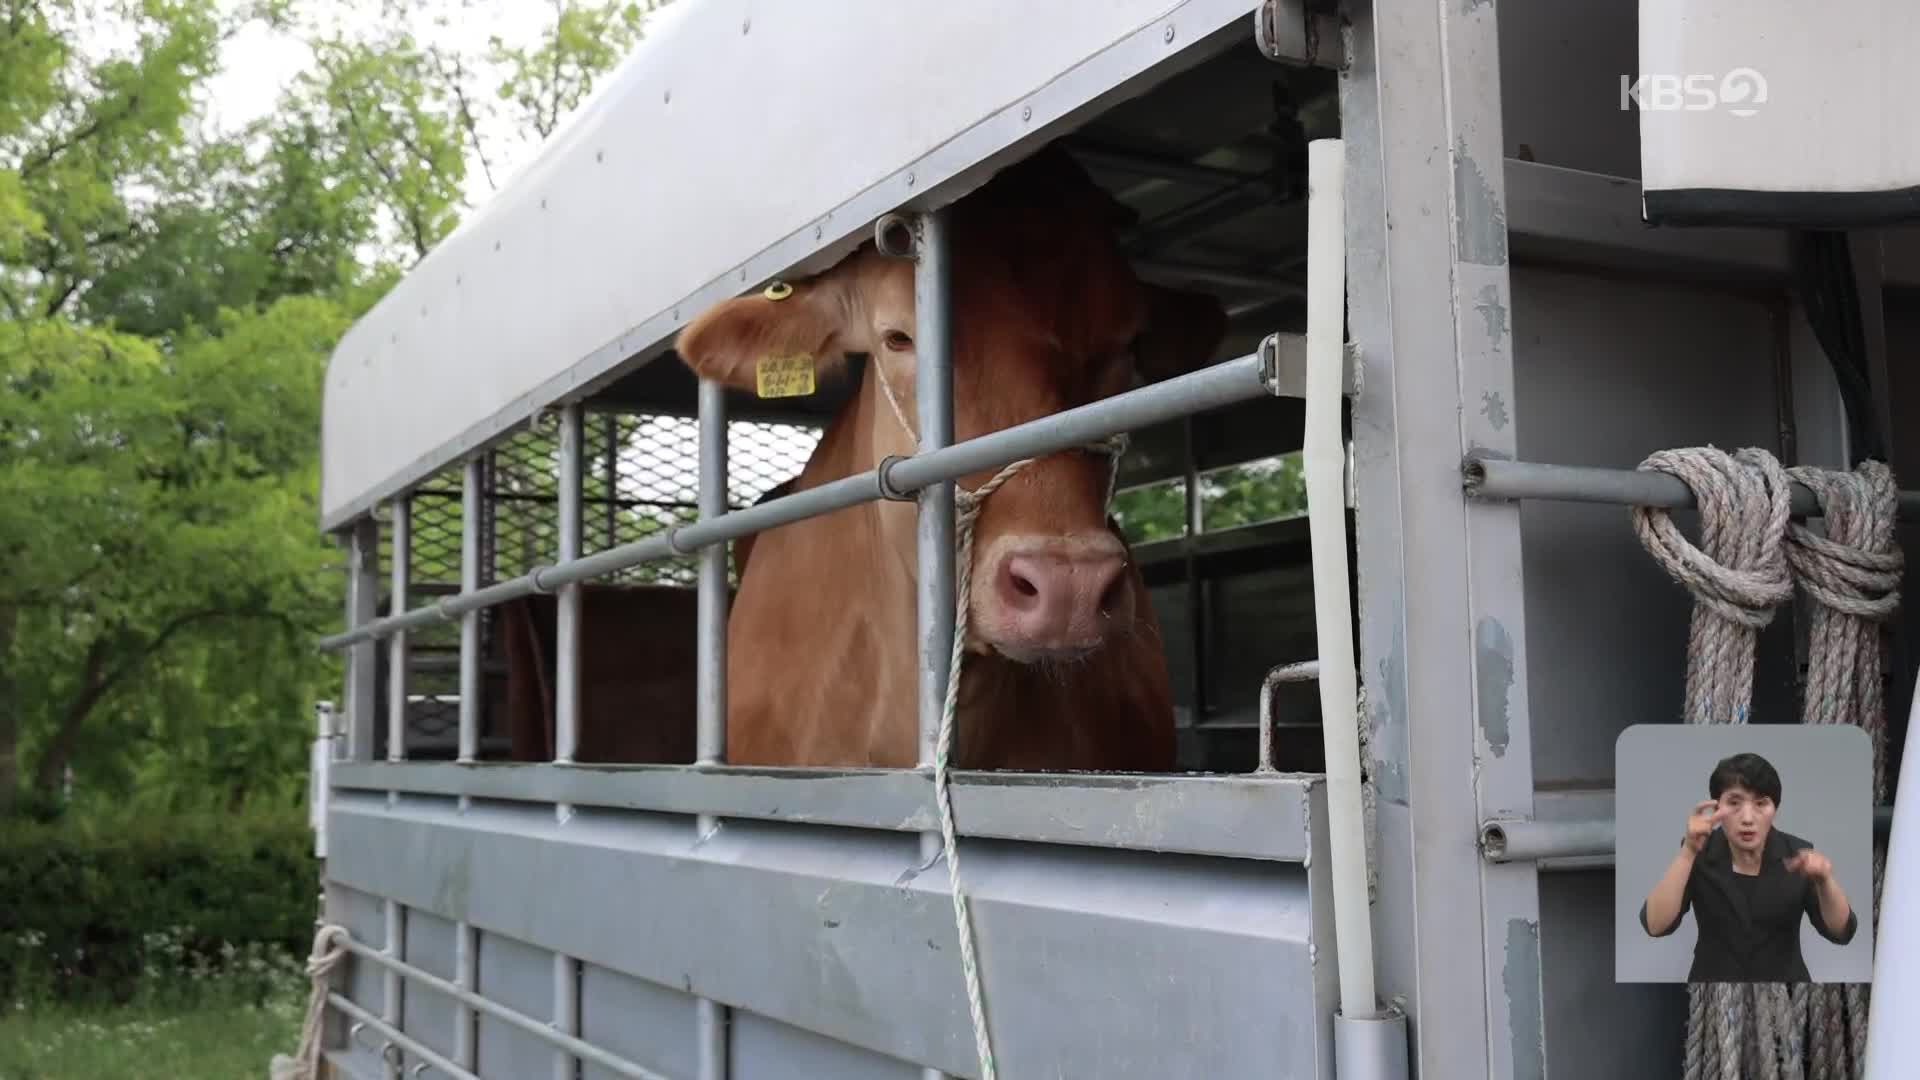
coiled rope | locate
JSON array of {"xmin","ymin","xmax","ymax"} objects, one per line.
[
  {"xmin": 877, "ymin": 359, "xmax": 1128, "ymax": 1080},
  {"xmin": 1786, "ymin": 460, "xmax": 1901, "ymax": 1079},
  {"xmin": 271, "ymin": 922, "xmax": 351, "ymax": 1080},
  {"xmin": 1632, "ymin": 447, "xmax": 1901, "ymax": 1080}
]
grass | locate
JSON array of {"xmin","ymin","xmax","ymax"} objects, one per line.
[
  {"xmin": 0, "ymin": 928, "xmax": 310, "ymax": 1080},
  {"xmin": 0, "ymin": 990, "xmax": 307, "ymax": 1080}
]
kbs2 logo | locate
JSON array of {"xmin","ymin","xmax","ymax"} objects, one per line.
[{"xmin": 1620, "ymin": 68, "xmax": 1768, "ymax": 118}]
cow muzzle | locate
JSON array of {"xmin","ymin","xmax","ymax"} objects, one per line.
[{"xmin": 972, "ymin": 535, "xmax": 1132, "ymax": 662}]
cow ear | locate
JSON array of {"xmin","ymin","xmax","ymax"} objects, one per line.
[
  {"xmin": 675, "ymin": 278, "xmax": 851, "ymax": 396},
  {"xmin": 1132, "ymin": 284, "xmax": 1229, "ymax": 385}
]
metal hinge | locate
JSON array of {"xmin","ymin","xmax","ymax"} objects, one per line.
[
  {"xmin": 1258, "ymin": 332, "xmax": 1361, "ymax": 399},
  {"xmin": 1254, "ymin": 0, "xmax": 1343, "ymax": 69}
]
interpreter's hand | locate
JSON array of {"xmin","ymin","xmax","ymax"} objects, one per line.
[
  {"xmin": 1785, "ymin": 848, "xmax": 1834, "ymax": 884},
  {"xmin": 1684, "ymin": 799, "xmax": 1729, "ymax": 853}
]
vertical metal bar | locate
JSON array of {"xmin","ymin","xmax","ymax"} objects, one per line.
[
  {"xmin": 913, "ymin": 206, "xmax": 956, "ymax": 1080},
  {"xmin": 453, "ymin": 924, "xmax": 476, "ymax": 1070},
  {"xmin": 554, "ymin": 406, "xmax": 584, "ymax": 1080},
  {"xmin": 1341, "ymin": 0, "xmax": 1539, "ymax": 1074},
  {"xmin": 381, "ymin": 902, "xmax": 406, "ymax": 1079},
  {"xmin": 695, "ymin": 378, "xmax": 732, "ymax": 1080},
  {"xmin": 556, "ymin": 407, "xmax": 584, "ymax": 778},
  {"xmin": 696, "ymin": 380, "xmax": 729, "ymax": 771},
  {"xmin": 456, "ymin": 457, "xmax": 481, "ymax": 1072},
  {"xmin": 346, "ymin": 518, "xmax": 380, "ymax": 762},
  {"xmin": 460, "ymin": 458, "xmax": 482, "ymax": 772},
  {"xmin": 551, "ymin": 951, "xmax": 579, "ymax": 1080},
  {"xmin": 915, "ymin": 206, "xmax": 956, "ymax": 766},
  {"xmin": 387, "ymin": 498, "xmax": 410, "ymax": 794}
]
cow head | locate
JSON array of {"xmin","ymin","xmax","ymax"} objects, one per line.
[{"xmin": 675, "ymin": 146, "xmax": 1227, "ymax": 664}]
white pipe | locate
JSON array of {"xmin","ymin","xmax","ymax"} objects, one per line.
[
  {"xmin": 1303, "ymin": 136, "xmax": 1376, "ymax": 1020},
  {"xmin": 1864, "ymin": 669, "xmax": 1920, "ymax": 1073}
]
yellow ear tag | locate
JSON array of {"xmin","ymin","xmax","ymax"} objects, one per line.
[
  {"xmin": 762, "ymin": 281, "xmax": 793, "ymax": 301},
  {"xmin": 755, "ymin": 353, "xmax": 815, "ymax": 398}
]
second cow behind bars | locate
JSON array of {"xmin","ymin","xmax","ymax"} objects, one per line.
[{"xmin": 501, "ymin": 144, "xmax": 1229, "ymax": 771}]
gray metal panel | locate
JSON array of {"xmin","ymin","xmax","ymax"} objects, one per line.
[
  {"xmin": 1510, "ymin": 266, "xmax": 1795, "ymax": 787},
  {"xmin": 579, "ymin": 962, "xmax": 701, "ymax": 1080},
  {"xmin": 730, "ymin": 1009, "xmax": 921, "ymax": 1080},
  {"xmin": 1494, "ymin": 0, "xmax": 1639, "ymax": 177},
  {"xmin": 328, "ymin": 762, "xmax": 1321, "ymax": 863},
  {"xmin": 1342, "ymin": 0, "xmax": 1547, "ymax": 1076},
  {"xmin": 1537, "ymin": 871, "xmax": 1684, "ymax": 1078},
  {"xmin": 402, "ymin": 907, "xmax": 462, "ymax": 1063},
  {"xmin": 325, "ymin": 881, "xmax": 392, "ymax": 1074},
  {"xmin": 476, "ymin": 930, "xmax": 557, "ymax": 1079},
  {"xmin": 323, "ymin": 794, "xmax": 1333, "ymax": 1078}
]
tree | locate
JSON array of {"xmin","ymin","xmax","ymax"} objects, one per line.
[{"xmin": 0, "ymin": 0, "xmax": 669, "ymax": 814}]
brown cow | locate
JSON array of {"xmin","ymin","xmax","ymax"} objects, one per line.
[{"xmin": 672, "ymin": 145, "xmax": 1228, "ymax": 771}]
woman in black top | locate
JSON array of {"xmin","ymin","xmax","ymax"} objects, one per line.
[{"xmin": 1639, "ymin": 751, "xmax": 1858, "ymax": 982}]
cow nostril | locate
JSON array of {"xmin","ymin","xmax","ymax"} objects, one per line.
[
  {"xmin": 1010, "ymin": 572, "xmax": 1039, "ymax": 598},
  {"xmin": 1097, "ymin": 573, "xmax": 1125, "ymax": 616}
]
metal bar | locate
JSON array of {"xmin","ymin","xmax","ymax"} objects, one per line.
[
  {"xmin": 1479, "ymin": 805, "xmax": 1896, "ymax": 864},
  {"xmin": 1465, "ymin": 456, "xmax": 1920, "ymax": 519},
  {"xmin": 328, "ymin": 763, "xmax": 1322, "ymax": 864},
  {"xmin": 695, "ymin": 377, "xmax": 732, "ymax": 1080},
  {"xmin": 1183, "ymin": 417, "xmax": 1209, "ymax": 731},
  {"xmin": 915, "ymin": 206, "xmax": 956, "ymax": 771},
  {"xmin": 459, "ymin": 459, "xmax": 481, "ymax": 768},
  {"xmin": 696, "ymin": 380, "xmax": 729, "ymax": 770},
  {"xmin": 551, "ymin": 953, "xmax": 579, "ymax": 1080},
  {"xmin": 556, "ymin": 407, "xmax": 583, "ymax": 771},
  {"xmin": 345, "ymin": 520, "xmax": 380, "ymax": 761},
  {"xmin": 453, "ymin": 920, "xmax": 475, "ymax": 1069},
  {"xmin": 328, "ymin": 993, "xmax": 479, "ymax": 1080},
  {"xmin": 1062, "ymin": 138, "xmax": 1275, "ymax": 190},
  {"xmin": 318, "ymin": 352, "xmax": 1271, "ymax": 651},
  {"xmin": 333, "ymin": 938, "xmax": 674, "ymax": 1080},
  {"xmin": 1256, "ymin": 660, "xmax": 1320, "ymax": 774},
  {"xmin": 381, "ymin": 901, "xmax": 405, "ymax": 1080},
  {"xmin": 387, "ymin": 499, "xmax": 411, "ymax": 775},
  {"xmin": 553, "ymin": 405, "xmax": 583, "ymax": 1080}
]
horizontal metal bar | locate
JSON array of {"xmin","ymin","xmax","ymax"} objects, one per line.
[
  {"xmin": 1063, "ymin": 139, "xmax": 1278, "ymax": 191},
  {"xmin": 320, "ymin": 353, "xmax": 1269, "ymax": 651},
  {"xmin": 330, "ymin": 761, "xmax": 1319, "ymax": 863},
  {"xmin": 1479, "ymin": 804, "xmax": 1897, "ymax": 865},
  {"xmin": 336, "ymin": 936, "xmax": 669, "ymax": 1080},
  {"xmin": 328, "ymin": 991, "xmax": 479, "ymax": 1080},
  {"xmin": 1133, "ymin": 256, "xmax": 1305, "ymax": 297},
  {"xmin": 1465, "ymin": 457, "xmax": 1920, "ymax": 520}
]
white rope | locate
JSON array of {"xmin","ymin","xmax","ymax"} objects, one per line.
[
  {"xmin": 1634, "ymin": 448, "xmax": 1905, "ymax": 1080},
  {"xmin": 877, "ymin": 360, "xmax": 1127, "ymax": 1080},
  {"xmin": 269, "ymin": 923, "xmax": 352, "ymax": 1080}
]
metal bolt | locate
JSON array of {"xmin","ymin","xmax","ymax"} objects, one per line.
[
  {"xmin": 741, "ymin": 17, "xmax": 750, "ymax": 33},
  {"xmin": 1164, "ymin": 24, "xmax": 1176, "ymax": 43},
  {"xmin": 663, "ymin": 89, "xmax": 672, "ymax": 104},
  {"xmin": 906, "ymin": 171, "xmax": 916, "ymax": 187},
  {"xmin": 1021, "ymin": 104, "xmax": 1032, "ymax": 122}
]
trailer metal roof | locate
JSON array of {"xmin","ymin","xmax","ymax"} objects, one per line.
[{"xmin": 316, "ymin": 0, "xmax": 1341, "ymax": 531}]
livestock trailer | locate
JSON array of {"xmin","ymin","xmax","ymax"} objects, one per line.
[{"xmin": 304, "ymin": 2, "xmax": 1920, "ymax": 1077}]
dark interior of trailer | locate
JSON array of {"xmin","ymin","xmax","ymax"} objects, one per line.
[{"xmin": 371, "ymin": 29, "xmax": 1348, "ymax": 776}]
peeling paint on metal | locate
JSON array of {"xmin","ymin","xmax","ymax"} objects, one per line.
[
  {"xmin": 1476, "ymin": 617, "xmax": 1515, "ymax": 758},
  {"xmin": 1474, "ymin": 283, "xmax": 1509, "ymax": 348},
  {"xmin": 1453, "ymin": 141, "xmax": 1509, "ymax": 266},
  {"xmin": 1504, "ymin": 918, "xmax": 1545, "ymax": 1080},
  {"xmin": 1480, "ymin": 390, "xmax": 1509, "ymax": 431},
  {"xmin": 432, "ymin": 845, "xmax": 472, "ymax": 921}
]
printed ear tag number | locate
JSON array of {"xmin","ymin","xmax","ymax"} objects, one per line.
[{"xmin": 755, "ymin": 353, "xmax": 815, "ymax": 398}]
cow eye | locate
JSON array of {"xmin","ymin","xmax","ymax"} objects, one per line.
[{"xmin": 882, "ymin": 330, "xmax": 914, "ymax": 352}]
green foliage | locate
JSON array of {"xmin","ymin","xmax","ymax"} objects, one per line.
[
  {"xmin": 0, "ymin": 809, "xmax": 316, "ymax": 1007},
  {"xmin": 0, "ymin": 0, "xmax": 667, "ymax": 814},
  {"xmin": 1112, "ymin": 452, "xmax": 1309, "ymax": 545}
]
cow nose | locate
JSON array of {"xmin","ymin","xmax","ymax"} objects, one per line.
[{"xmin": 989, "ymin": 546, "xmax": 1130, "ymax": 656}]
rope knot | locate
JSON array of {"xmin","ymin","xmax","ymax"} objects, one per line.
[
  {"xmin": 1632, "ymin": 447, "xmax": 1796, "ymax": 628},
  {"xmin": 1785, "ymin": 461, "xmax": 1904, "ymax": 622}
]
